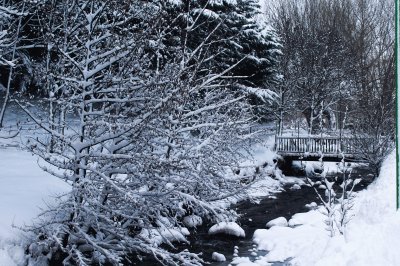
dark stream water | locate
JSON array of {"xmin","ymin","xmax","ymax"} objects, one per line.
[
  {"xmin": 135, "ymin": 164, "xmax": 374, "ymax": 265},
  {"xmin": 190, "ymin": 185, "xmax": 324, "ymax": 265}
]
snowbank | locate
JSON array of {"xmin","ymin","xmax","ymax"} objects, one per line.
[
  {"xmin": 305, "ymin": 202, "xmax": 318, "ymax": 210},
  {"xmin": 265, "ymin": 217, "xmax": 288, "ymax": 228},
  {"xmin": 253, "ymin": 210, "xmax": 327, "ymax": 263},
  {"xmin": 313, "ymin": 151, "xmax": 400, "ymax": 266},
  {"xmin": 208, "ymin": 222, "xmax": 245, "ymax": 237},
  {"xmin": 212, "ymin": 252, "xmax": 226, "ymax": 262},
  {"xmin": 243, "ymin": 150, "xmax": 399, "ymax": 266}
]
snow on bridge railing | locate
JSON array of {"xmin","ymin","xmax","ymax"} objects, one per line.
[{"xmin": 274, "ymin": 136, "xmax": 362, "ymax": 156}]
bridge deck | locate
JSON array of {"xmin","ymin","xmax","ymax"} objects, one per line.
[{"xmin": 275, "ymin": 136, "xmax": 365, "ymax": 162}]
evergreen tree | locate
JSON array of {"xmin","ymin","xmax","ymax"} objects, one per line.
[{"xmin": 150, "ymin": 0, "xmax": 281, "ymax": 89}]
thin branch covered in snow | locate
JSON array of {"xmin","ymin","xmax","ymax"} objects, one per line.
[{"xmin": 20, "ymin": 1, "xmax": 277, "ymax": 265}]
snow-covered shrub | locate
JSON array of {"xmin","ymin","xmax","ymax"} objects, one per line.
[
  {"xmin": 306, "ymin": 154, "xmax": 360, "ymax": 237},
  {"xmin": 18, "ymin": 0, "xmax": 281, "ymax": 265}
]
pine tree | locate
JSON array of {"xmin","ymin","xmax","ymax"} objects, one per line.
[{"xmin": 149, "ymin": 0, "xmax": 281, "ymax": 89}]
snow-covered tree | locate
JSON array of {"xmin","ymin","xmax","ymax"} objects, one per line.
[
  {"xmin": 268, "ymin": 0, "xmax": 394, "ymax": 140},
  {"xmin": 348, "ymin": 0, "xmax": 395, "ymax": 173},
  {"xmin": 152, "ymin": 0, "xmax": 281, "ymax": 87},
  {"xmin": 19, "ymin": 1, "xmax": 270, "ymax": 264},
  {"xmin": 144, "ymin": 0, "xmax": 282, "ymax": 121},
  {"xmin": 270, "ymin": 0, "xmax": 355, "ymax": 134}
]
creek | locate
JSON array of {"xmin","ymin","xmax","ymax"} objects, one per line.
[{"xmin": 136, "ymin": 164, "xmax": 374, "ymax": 265}]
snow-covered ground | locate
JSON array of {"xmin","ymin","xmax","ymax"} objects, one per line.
[
  {"xmin": 2, "ymin": 112, "xmax": 395, "ymax": 266},
  {"xmin": 232, "ymin": 150, "xmax": 399, "ymax": 266},
  {"xmin": 0, "ymin": 103, "xmax": 70, "ymax": 264},
  {"xmin": 213, "ymin": 139, "xmax": 305, "ymax": 209},
  {"xmin": 0, "ymin": 119, "xmax": 292, "ymax": 265},
  {"xmin": 0, "ymin": 146, "xmax": 69, "ymax": 265}
]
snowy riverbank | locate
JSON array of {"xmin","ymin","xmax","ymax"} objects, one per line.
[
  {"xmin": 232, "ymin": 150, "xmax": 399, "ymax": 266},
  {"xmin": 0, "ymin": 112, "xmax": 396, "ymax": 266}
]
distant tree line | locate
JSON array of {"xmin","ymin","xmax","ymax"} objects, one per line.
[
  {"xmin": 268, "ymin": 0, "xmax": 394, "ymax": 135},
  {"xmin": 267, "ymin": 0, "xmax": 395, "ymax": 172}
]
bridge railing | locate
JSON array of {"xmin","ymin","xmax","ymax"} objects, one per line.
[{"xmin": 275, "ymin": 136, "xmax": 360, "ymax": 155}]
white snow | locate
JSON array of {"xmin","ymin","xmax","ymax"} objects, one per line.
[
  {"xmin": 213, "ymin": 137, "xmax": 304, "ymax": 208},
  {"xmin": 208, "ymin": 222, "xmax": 245, "ymax": 238},
  {"xmin": 290, "ymin": 184, "xmax": 301, "ymax": 190},
  {"xmin": 139, "ymin": 227, "xmax": 190, "ymax": 247},
  {"xmin": 265, "ymin": 217, "xmax": 288, "ymax": 228},
  {"xmin": 305, "ymin": 202, "xmax": 318, "ymax": 210},
  {"xmin": 211, "ymin": 251, "xmax": 226, "ymax": 262},
  {"xmin": 182, "ymin": 215, "xmax": 203, "ymax": 228},
  {"xmin": 4, "ymin": 114, "xmax": 394, "ymax": 266},
  {"xmin": 235, "ymin": 150, "xmax": 399, "ymax": 266},
  {"xmin": 0, "ymin": 147, "xmax": 70, "ymax": 265},
  {"xmin": 287, "ymin": 209, "xmax": 325, "ymax": 228},
  {"xmin": 312, "ymin": 151, "xmax": 400, "ymax": 266},
  {"xmin": 231, "ymin": 256, "xmax": 272, "ymax": 265}
]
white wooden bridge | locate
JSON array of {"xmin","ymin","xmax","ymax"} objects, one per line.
[{"xmin": 275, "ymin": 136, "xmax": 366, "ymax": 162}]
